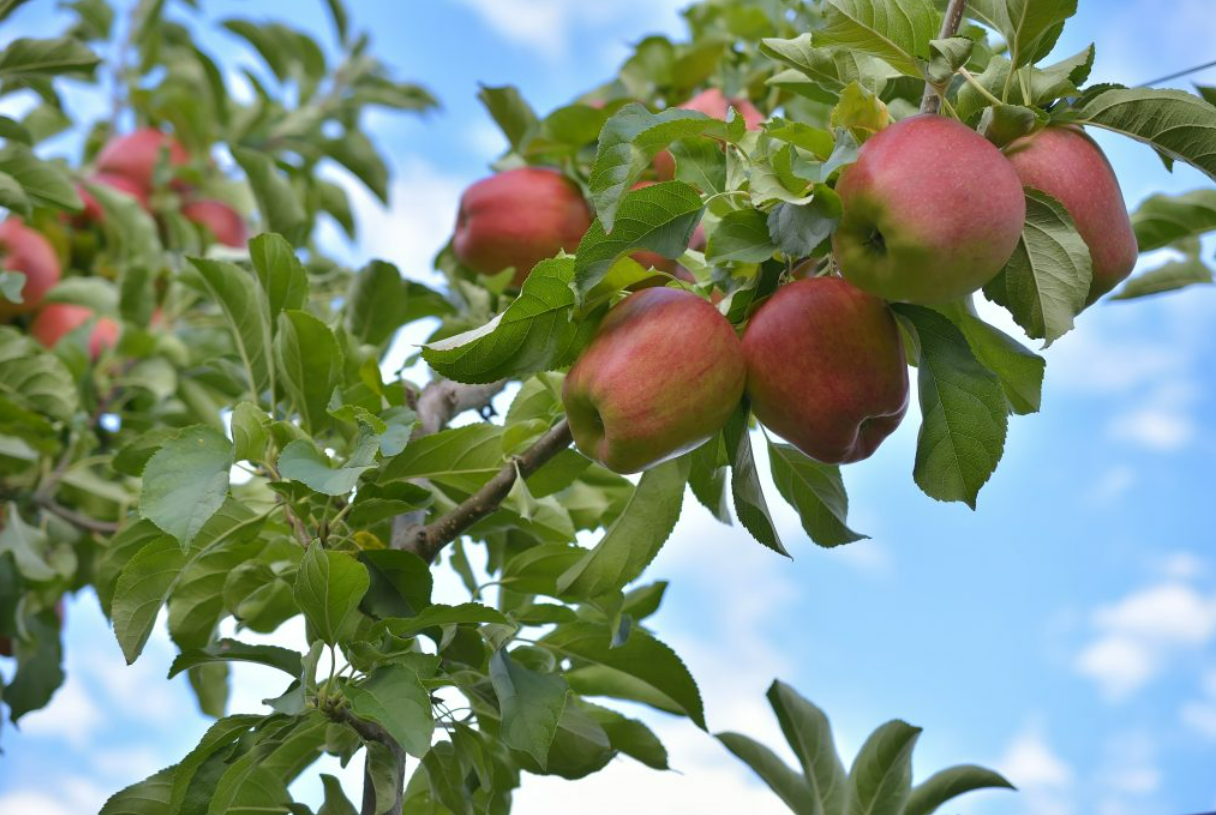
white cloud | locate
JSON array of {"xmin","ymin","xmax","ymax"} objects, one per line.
[
  {"xmin": 1086, "ymin": 465, "xmax": 1136, "ymax": 504},
  {"xmin": 998, "ymin": 723, "xmax": 1075, "ymax": 815},
  {"xmin": 0, "ymin": 792, "xmax": 74, "ymax": 815},
  {"xmin": 1108, "ymin": 406, "xmax": 1194, "ymax": 451},
  {"xmin": 1076, "ymin": 581, "xmax": 1216, "ymax": 700},
  {"xmin": 17, "ymin": 673, "xmax": 103, "ymax": 748},
  {"xmin": 1159, "ymin": 552, "xmax": 1208, "ymax": 581},
  {"xmin": 1180, "ymin": 669, "xmax": 1216, "ymax": 740}
]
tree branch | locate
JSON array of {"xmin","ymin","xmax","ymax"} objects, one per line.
[
  {"xmin": 398, "ymin": 419, "xmax": 574, "ymax": 563},
  {"xmin": 330, "ymin": 707, "xmax": 406, "ymax": 815},
  {"xmin": 36, "ymin": 498, "xmax": 121, "ymax": 535},
  {"xmin": 921, "ymin": 0, "xmax": 969, "ymax": 114}
]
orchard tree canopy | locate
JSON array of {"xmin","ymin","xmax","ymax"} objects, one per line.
[{"xmin": 0, "ymin": 0, "xmax": 1214, "ymax": 812}]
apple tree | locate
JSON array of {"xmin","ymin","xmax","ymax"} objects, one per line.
[{"xmin": 1, "ymin": 0, "xmax": 1214, "ymax": 812}]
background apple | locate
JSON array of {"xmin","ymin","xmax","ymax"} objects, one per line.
[
  {"xmin": 182, "ymin": 199, "xmax": 248, "ymax": 247},
  {"xmin": 1005, "ymin": 126, "xmax": 1138, "ymax": 303},
  {"xmin": 0, "ymin": 220, "xmax": 62, "ymax": 318},
  {"xmin": 453, "ymin": 167, "xmax": 592, "ymax": 286},
  {"xmin": 832, "ymin": 114, "xmax": 1026, "ymax": 304},
  {"xmin": 743, "ymin": 276, "xmax": 908, "ymax": 464},
  {"xmin": 654, "ymin": 88, "xmax": 764, "ymax": 180},
  {"xmin": 76, "ymin": 173, "xmax": 151, "ymax": 223},
  {"xmin": 94, "ymin": 127, "xmax": 189, "ymax": 192},
  {"xmin": 564, "ymin": 287, "xmax": 744, "ymax": 473},
  {"xmin": 31, "ymin": 303, "xmax": 120, "ymax": 358}
]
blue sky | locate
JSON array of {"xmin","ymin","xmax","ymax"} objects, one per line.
[{"xmin": 2, "ymin": 1, "xmax": 1216, "ymax": 813}]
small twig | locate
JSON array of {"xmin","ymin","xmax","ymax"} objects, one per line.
[
  {"xmin": 398, "ymin": 419, "xmax": 574, "ymax": 564},
  {"xmin": 328, "ymin": 707, "xmax": 405, "ymax": 815},
  {"xmin": 37, "ymin": 498, "xmax": 120, "ymax": 535},
  {"xmin": 958, "ymin": 66, "xmax": 1003, "ymax": 106},
  {"xmin": 921, "ymin": 0, "xmax": 969, "ymax": 114}
]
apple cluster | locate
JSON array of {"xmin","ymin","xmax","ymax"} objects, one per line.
[
  {"xmin": 449, "ymin": 100, "xmax": 1136, "ymax": 475},
  {"xmin": 0, "ymin": 128, "xmax": 249, "ymax": 357}
]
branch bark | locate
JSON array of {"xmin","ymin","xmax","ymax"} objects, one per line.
[
  {"xmin": 331, "ymin": 708, "xmax": 406, "ymax": 815},
  {"xmin": 398, "ymin": 419, "xmax": 574, "ymax": 563},
  {"xmin": 920, "ymin": 0, "xmax": 969, "ymax": 114}
]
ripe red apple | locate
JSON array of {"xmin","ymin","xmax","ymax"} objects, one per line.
[
  {"xmin": 453, "ymin": 167, "xmax": 592, "ymax": 287},
  {"xmin": 832, "ymin": 114, "xmax": 1026, "ymax": 304},
  {"xmin": 94, "ymin": 128, "xmax": 189, "ymax": 192},
  {"xmin": 743, "ymin": 276, "xmax": 908, "ymax": 464},
  {"xmin": 0, "ymin": 220, "xmax": 61, "ymax": 318},
  {"xmin": 563, "ymin": 288, "xmax": 745, "ymax": 473},
  {"xmin": 76, "ymin": 172, "xmax": 151, "ymax": 223},
  {"xmin": 654, "ymin": 89, "xmax": 764, "ymax": 181},
  {"xmin": 183, "ymin": 199, "xmax": 247, "ymax": 247},
  {"xmin": 1004, "ymin": 126, "xmax": 1138, "ymax": 304},
  {"xmin": 31, "ymin": 303, "xmax": 119, "ymax": 358}
]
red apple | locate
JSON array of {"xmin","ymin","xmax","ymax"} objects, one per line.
[
  {"xmin": 453, "ymin": 167, "xmax": 592, "ymax": 287},
  {"xmin": 94, "ymin": 128, "xmax": 189, "ymax": 192},
  {"xmin": 743, "ymin": 276, "xmax": 908, "ymax": 464},
  {"xmin": 182, "ymin": 199, "xmax": 247, "ymax": 247},
  {"xmin": 1005, "ymin": 126, "xmax": 1138, "ymax": 304},
  {"xmin": 76, "ymin": 172, "xmax": 152, "ymax": 223},
  {"xmin": 563, "ymin": 288, "xmax": 745, "ymax": 473},
  {"xmin": 0, "ymin": 220, "xmax": 61, "ymax": 318},
  {"xmin": 654, "ymin": 89, "xmax": 764, "ymax": 181},
  {"xmin": 31, "ymin": 303, "xmax": 120, "ymax": 358},
  {"xmin": 832, "ymin": 115, "xmax": 1026, "ymax": 304}
]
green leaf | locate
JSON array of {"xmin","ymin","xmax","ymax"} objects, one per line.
[
  {"xmin": 319, "ymin": 774, "xmax": 358, "ymax": 815},
  {"xmin": 346, "ymin": 260, "xmax": 435, "ymax": 346},
  {"xmin": 767, "ymin": 681, "xmax": 847, "ymax": 814},
  {"xmin": 232, "ymin": 147, "xmax": 307, "ymax": 245},
  {"xmin": 346, "ymin": 664, "xmax": 435, "ymax": 759},
  {"xmin": 168, "ymin": 639, "xmax": 303, "ymax": 679},
  {"xmin": 589, "ymin": 104, "xmax": 728, "ymax": 232},
  {"xmin": 1073, "ymin": 87, "xmax": 1216, "ymax": 184},
  {"xmin": 230, "ymin": 401, "xmax": 270, "ymax": 463},
  {"xmin": 895, "ymin": 306, "xmax": 1008, "ymax": 509},
  {"xmin": 0, "ymin": 143, "xmax": 82, "ymax": 211},
  {"xmin": 726, "ymin": 407, "xmax": 787, "ymax": 557},
  {"xmin": 276, "ymin": 309, "xmax": 342, "ymax": 434},
  {"xmin": 490, "ymin": 647, "xmax": 569, "ymax": 769},
  {"xmin": 0, "ymin": 36, "xmax": 99, "ymax": 78},
  {"xmin": 983, "ymin": 189, "xmax": 1092, "ymax": 346},
  {"xmin": 0, "ymin": 170, "xmax": 30, "ymax": 216},
  {"xmin": 582, "ymin": 701, "xmax": 669, "ymax": 770},
  {"xmin": 768, "ymin": 441, "xmax": 865, "ymax": 547},
  {"xmin": 707, "ymin": 208, "xmax": 778, "ymax": 263},
  {"xmin": 325, "ymin": 131, "xmax": 388, "ymax": 203},
  {"xmin": 422, "ymin": 256, "xmax": 590, "ymax": 384},
  {"xmin": 360, "ymin": 549, "xmax": 433, "ymax": 619},
  {"xmin": 1110, "ymin": 256, "xmax": 1213, "ymax": 300},
  {"xmin": 846, "ymin": 720, "xmax": 921, "ymax": 815},
  {"xmin": 294, "ymin": 542, "xmax": 369, "ymax": 645},
  {"xmin": 948, "ymin": 308, "xmax": 1045, "ymax": 415},
  {"xmin": 574, "ymin": 181, "xmax": 704, "ymax": 297},
  {"xmin": 688, "ymin": 433, "xmax": 731, "ymax": 524},
  {"xmin": 544, "ymin": 623, "xmax": 705, "ymax": 728},
  {"xmin": 249, "ymin": 233, "xmax": 309, "ymax": 326},
  {"xmin": 557, "ymin": 456, "xmax": 689, "ymax": 599},
  {"xmin": 924, "ymin": 36, "xmax": 973, "ymax": 85},
  {"xmin": 815, "ymin": 0, "xmax": 941, "ymax": 78},
  {"xmin": 139, "ymin": 426, "xmax": 232, "ymax": 548},
  {"xmin": 478, "ymin": 84, "xmax": 538, "ymax": 151},
  {"xmin": 183, "ymin": 258, "xmax": 273, "ymax": 396},
  {"xmin": 905, "ymin": 764, "xmax": 1015, "ymax": 815},
  {"xmin": 1131, "ymin": 189, "xmax": 1216, "ymax": 251},
  {"xmin": 761, "ymin": 35, "xmax": 899, "ymax": 102},
  {"xmin": 717, "ymin": 732, "xmax": 815, "ymax": 815},
  {"xmin": 100, "ymin": 768, "xmax": 176, "ymax": 815},
  {"xmin": 967, "ymin": 0, "xmax": 1076, "ymax": 68},
  {"xmin": 111, "ymin": 536, "xmax": 188, "ymax": 663},
  {"xmin": 379, "ymin": 423, "xmax": 504, "ymax": 492},
  {"xmin": 0, "ymin": 327, "xmax": 79, "ymax": 422},
  {"xmin": 378, "ymin": 601, "xmax": 509, "ymax": 639}
]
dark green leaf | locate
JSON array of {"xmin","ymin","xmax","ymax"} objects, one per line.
[
  {"xmin": 294, "ymin": 542, "xmax": 369, "ymax": 645},
  {"xmin": 905, "ymin": 764, "xmax": 1015, "ymax": 815},
  {"xmin": 183, "ymin": 258, "xmax": 273, "ymax": 395},
  {"xmin": 490, "ymin": 647, "xmax": 569, "ymax": 769},
  {"xmin": 717, "ymin": 732, "xmax": 815, "ymax": 815},
  {"xmin": 277, "ymin": 309, "xmax": 342, "ymax": 434},
  {"xmin": 815, "ymin": 0, "xmax": 941, "ymax": 78},
  {"xmin": 139, "ymin": 426, "xmax": 232, "ymax": 547},
  {"xmin": 168, "ymin": 639, "xmax": 303, "ymax": 679},
  {"xmin": 232, "ymin": 147, "xmax": 307, "ymax": 245},
  {"xmin": 347, "ymin": 664, "xmax": 435, "ymax": 758},
  {"xmin": 845, "ymin": 720, "xmax": 922, "ymax": 815},
  {"xmin": 1131, "ymin": 189, "xmax": 1216, "ymax": 251},
  {"xmin": 726, "ymin": 407, "xmax": 787, "ymax": 556},
  {"xmin": 707, "ymin": 208, "xmax": 778, "ymax": 263},
  {"xmin": 768, "ymin": 441, "xmax": 865, "ymax": 547},
  {"xmin": 767, "ymin": 680, "xmax": 847, "ymax": 814},
  {"xmin": 1110, "ymin": 256, "xmax": 1213, "ymax": 300},
  {"xmin": 478, "ymin": 84, "xmax": 538, "ymax": 151}
]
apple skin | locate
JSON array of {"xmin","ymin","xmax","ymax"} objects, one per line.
[
  {"xmin": 0, "ymin": 220, "xmax": 62, "ymax": 318},
  {"xmin": 183, "ymin": 199, "xmax": 248, "ymax": 247},
  {"xmin": 654, "ymin": 89, "xmax": 764, "ymax": 181},
  {"xmin": 77, "ymin": 172, "xmax": 151, "ymax": 222},
  {"xmin": 31, "ymin": 303, "xmax": 120, "ymax": 359},
  {"xmin": 743, "ymin": 276, "xmax": 908, "ymax": 464},
  {"xmin": 1004, "ymin": 126, "xmax": 1138, "ymax": 304},
  {"xmin": 94, "ymin": 128, "xmax": 189, "ymax": 192},
  {"xmin": 453, "ymin": 167, "xmax": 592, "ymax": 287},
  {"xmin": 832, "ymin": 114, "xmax": 1026, "ymax": 304},
  {"xmin": 563, "ymin": 287, "xmax": 745, "ymax": 473}
]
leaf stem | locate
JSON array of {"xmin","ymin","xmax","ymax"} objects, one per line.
[{"xmin": 958, "ymin": 67, "xmax": 1003, "ymax": 107}]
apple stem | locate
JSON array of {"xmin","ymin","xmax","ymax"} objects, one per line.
[{"xmin": 920, "ymin": 0, "xmax": 969, "ymax": 115}]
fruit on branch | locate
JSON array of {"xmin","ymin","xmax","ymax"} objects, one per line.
[
  {"xmin": 832, "ymin": 114, "xmax": 1026, "ymax": 304},
  {"xmin": 31, "ymin": 303, "xmax": 120, "ymax": 359},
  {"xmin": 564, "ymin": 287, "xmax": 745, "ymax": 473},
  {"xmin": 654, "ymin": 88, "xmax": 764, "ymax": 181},
  {"xmin": 743, "ymin": 276, "xmax": 908, "ymax": 464},
  {"xmin": 94, "ymin": 127, "xmax": 189, "ymax": 192},
  {"xmin": 453, "ymin": 167, "xmax": 592, "ymax": 286},
  {"xmin": 183, "ymin": 199, "xmax": 248, "ymax": 247},
  {"xmin": 77, "ymin": 173, "xmax": 151, "ymax": 222},
  {"xmin": 0, "ymin": 220, "xmax": 62, "ymax": 318},
  {"xmin": 1005, "ymin": 126, "xmax": 1138, "ymax": 304}
]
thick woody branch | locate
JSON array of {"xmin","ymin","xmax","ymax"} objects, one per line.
[
  {"xmin": 920, "ymin": 0, "xmax": 969, "ymax": 114},
  {"xmin": 414, "ymin": 379, "xmax": 508, "ymax": 435},
  {"xmin": 399, "ymin": 419, "xmax": 574, "ymax": 563}
]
